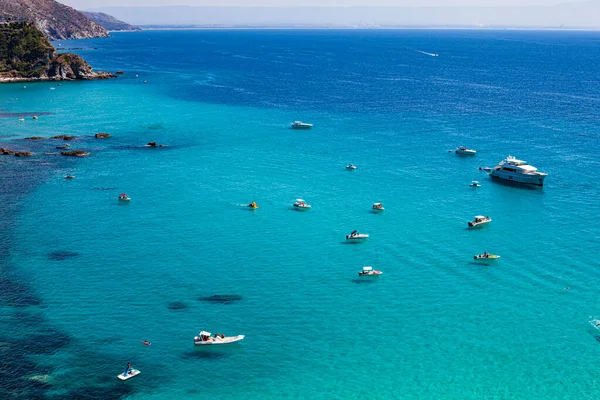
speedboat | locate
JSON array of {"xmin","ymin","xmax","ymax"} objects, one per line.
[
  {"xmin": 194, "ymin": 331, "xmax": 245, "ymax": 345},
  {"xmin": 590, "ymin": 319, "xmax": 600, "ymax": 330},
  {"xmin": 468, "ymin": 215, "xmax": 491, "ymax": 227},
  {"xmin": 346, "ymin": 230, "xmax": 369, "ymax": 240},
  {"xmin": 346, "ymin": 164, "xmax": 357, "ymax": 170},
  {"xmin": 455, "ymin": 146, "xmax": 476, "ymax": 155},
  {"xmin": 118, "ymin": 193, "xmax": 131, "ymax": 201},
  {"xmin": 291, "ymin": 121, "xmax": 313, "ymax": 129},
  {"xmin": 64, "ymin": 175, "xmax": 75, "ymax": 179},
  {"xmin": 247, "ymin": 201, "xmax": 259, "ymax": 209},
  {"xmin": 473, "ymin": 253, "xmax": 500, "ymax": 260},
  {"xmin": 372, "ymin": 202, "xmax": 384, "ymax": 211},
  {"xmin": 470, "ymin": 181, "xmax": 481, "ymax": 187},
  {"xmin": 358, "ymin": 266, "xmax": 382, "ymax": 276},
  {"xmin": 489, "ymin": 156, "xmax": 547, "ymax": 186},
  {"xmin": 479, "ymin": 167, "xmax": 492, "ymax": 171},
  {"xmin": 117, "ymin": 369, "xmax": 140, "ymax": 381},
  {"xmin": 293, "ymin": 199, "xmax": 311, "ymax": 210}
]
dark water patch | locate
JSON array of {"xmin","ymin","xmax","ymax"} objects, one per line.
[
  {"xmin": 181, "ymin": 350, "xmax": 228, "ymax": 360},
  {"xmin": 48, "ymin": 251, "xmax": 79, "ymax": 261},
  {"xmin": 0, "ymin": 112, "xmax": 54, "ymax": 119},
  {"xmin": 22, "ymin": 329, "xmax": 71, "ymax": 355},
  {"xmin": 62, "ymin": 383, "xmax": 135, "ymax": 400},
  {"xmin": 143, "ymin": 123, "xmax": 164, "ymax": 130},
  {"xmin": 0, "ymin": 276, "xmax": 42, "ymax": 307},
  {"xmin": 198, "ymin": 294, "xmax": 242, "ymax": 304},
  {"xmin": 168, "ymin": 301, "xmax": 187, "ymax": 310}
]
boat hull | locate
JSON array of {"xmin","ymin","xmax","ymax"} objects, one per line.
[
  {"xmin": 346, "ymin": 235, "xmax": 369, "ymax": 240},
  {"xmin": 456, "ymin": 149, "xmax": 476, "ymax": 155},
  {"xmin": 490, "ymin": 171, "xmax": 546, "ymax": 186},
  {"xmin": 194, "ymin": 335, "xmax": 245, "ymax": 345}
]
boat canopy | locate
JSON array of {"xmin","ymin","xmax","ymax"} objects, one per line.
[
  {"xmin": 296, "ymin": 199, "xmax": 305, "ymax": 202},
  {"xmin": 474, "ymin": 215, "xmax": 485, "ymax": 219},
  {"xmin": 373, "ymin": 203, "xmax": 381, "ymax": 206},
  {"xmin": 363, "ymin": 266, "xmax": 373, "ymax": 271},
  {"xmin": 200, "ymin": 331, "xmax": 211, "ymax": 336},
  {"xmin": 471, "ymin": 181, "xmax": 479, "ymax": 184},
  {"xmin": 120, "ymin": 193, "xmax": 128, "ymax": 196}
]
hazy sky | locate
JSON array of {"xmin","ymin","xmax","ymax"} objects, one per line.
[{"xmin": 60, "ymin": 0, "xmax": 583, "ymax": 8}]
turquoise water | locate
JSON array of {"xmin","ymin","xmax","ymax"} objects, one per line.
[{"xmin": 2, "ymin": 30, "xmax": 600, "ymax": 399}]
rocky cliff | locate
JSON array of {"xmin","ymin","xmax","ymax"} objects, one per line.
[
  {"xmin": 0, "ymin": 0, "xmax": 109, "ymax": 40},
  {"xmin": 82, "ymin": 12, "xmax": 141, "ymax": 32},
  {"xmin": 0, "ymin": 21, "xmax": 114, "ymax": 82}
]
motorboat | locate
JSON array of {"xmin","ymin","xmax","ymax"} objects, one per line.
[
  {"xmin": 346, "ymin": 164, "xmax": 357, "ymax": 170},
  {"xmin": 118, "ymin": 193, "xmax": 131, "ymax": 201},
  {"xmin": 117, "ymin": 369, "xmax": 140, "ymax": 381},
  {"xmin": 372, "ymin": 202, "xmax": 384, "ymax": 211},
  {"xmin": 590, "ymin": 319, "xmax": 600, "ymax": 330},
  {"xmin": 64, "ymin": 175, "xmax": 75, "ymax": 179},
  {"xmin": 455, "ymin": 146, "xmax": 476, "ymax": 155},
  {"xmin": 479, "ymin": 167, "xmax": 492, "ymax": 171},
  {"xmin": 346, "ymin": 230, "xmax": 369, "ymax": 240},
  {"xmin": 468, "ymin": 215, "xmax": 491, "ymax": 227},
  {"xmin": 489, "ymin": 156, "xmax": 547, "ymax": 186},
  {"xmin": 247, "ymin": 201, "xmax": 259, "ymax": 209},
  {"xmin": 358, "ymin": 266, "xmax": 382, "ymax": 276},
  {"xmin": 194, "ymin": 331, "xmax": 245, "ymax": 345},
  {"xmin": 293, "ymin": 199, "xmax": 311, "ymax": 210},
  {"xmin": 473, "ymin": 253, "xmax": 500, "ymax": 260},
  {"xmin": 291, "ymin": 121, "xmax": 313, "ymax": 129},
  {"xmin": 469, "ymin": 181, "xmax": 481, "ymax": 187}
]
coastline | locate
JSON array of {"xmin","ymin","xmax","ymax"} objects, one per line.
[{"xmin": 0, "ymin": 73, "xmax": 115, "ymax": 84}]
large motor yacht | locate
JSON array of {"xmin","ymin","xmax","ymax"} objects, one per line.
[{"xmin": 489, "ymin": 156, "xmax": 547, "ymax": 186}]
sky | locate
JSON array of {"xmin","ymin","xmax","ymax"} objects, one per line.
[{"xmin": 60, "ymin": 0, "xmax": 585, "ymax": 8}]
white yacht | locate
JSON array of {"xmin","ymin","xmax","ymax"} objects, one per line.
[
  {"xmin": 194, "ymin": 331, "xmax": 245, "ymax": 345},
  {"xmin": 455, "ymin": 146, "xmax": 476, "ymax": 155},
  {"xmin": 293, "ymin": 199, "xmax": 311, "ymax": 210},
  {"xmin": 372, "ymin": 202, "xmax": 384, "ymax": 211},
  {"xmin": 346, "ymin": 230, "xmax": 369, "ymax": 240},
  {"xmin": 346, "ymin": 164, "xmax": 357, "ymax": 170},
  {"xmin": 469, "ymin": 181, "xmax": 481, "ymax": 187},
  {"xmin": 489, "ymin": 156, "xmax": 547, "ymax": 186},
  {"xmin": 291, "ymin": 121, "xmax": 313, "ymax": 129},
  {"xmin": 358, "ymin": 266, "xmax": 382, "ymax": 276},
  {"xmin": 468, "ymin": 215, "xmax": 491, "ymax": 228}
]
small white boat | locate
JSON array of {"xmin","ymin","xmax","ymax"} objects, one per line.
[
  {"xmin": 346, "ymin": 230, "xmax": 369, "ymax": 240},
  {"xmin": 50, "ymin": 87, "xmax": 55, "ymax": 90},
  {"xmin": 346, "ymin": 164, "xmax": 357, "ymax": 170},
  {"xmin": 473, "ymin": 253, "xmax": 500, "ymax": 260},
  {"xmin": 291, "ymin": 121, "xmax": 313, "ymax": 129},
  {"xmin": 468, "ymin": 215, "xmax": 491, "ymax": 227},
  {"xmin": 372, "ymin": 202, "xmax": 384, "ymax": 211},
  {"xmin": 590, "ymin": 319, "xmax": 600, "ymax": 330},
  {"xmin": 194, "ymin": 331, "xmax": 245, "ymax": 346},
  {"xmin": 358, "ymin": 266, "xmax": 382, "ymax": 276},
  {"xmin": 470, "ymin": 181, "xmax": 481, "ymax": 187},
  {"xmin": 118, "ymin": 193, "xmax": 131, "ymax": 201},
  {"xmin": 455, "ymin": 146, "xmax": 476, "ymax": 155},
  {"xmin": 293, "ymin": 199, "xmax": 311, "ymax": 210},
  {"xmin": 117, "ymin": 369, "xmax": 140, "ymax": 381},
  {"xmin": 64, "ymin": 175, "xmax": 75, "ymax": 179},
  {"xmin": 479, "ymin": 167, "xmax": 492, "ymax": 171}
]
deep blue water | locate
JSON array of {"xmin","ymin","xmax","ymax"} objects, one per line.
[{"xmin": 1, "ymin": 29, "xmax": 600, "ymax": 399}]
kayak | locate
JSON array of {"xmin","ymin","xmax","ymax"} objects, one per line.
[
  {"xmin": 141, "ymin": 341, "xmax": 151, "ymax": 346},
  {"xmin": 118, "ymin": 369, "xmax": 140, "ymax": 381}
]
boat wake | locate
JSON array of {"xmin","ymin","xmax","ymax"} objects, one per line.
[{"xmin": 415, "ymin": 50, "xmax": 439, "ymax": 57}]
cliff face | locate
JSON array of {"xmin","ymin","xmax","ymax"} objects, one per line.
[
  {"xmin": 0, "ymin": 0, "xmax": 109, "ymax": 40},
  {"xmin": 81, "ymin": 12, "xmax": 141, "ymax": 32},
  {"xmin": 0, "ymin": 21, "xmax": 114, "ymax": 82}
]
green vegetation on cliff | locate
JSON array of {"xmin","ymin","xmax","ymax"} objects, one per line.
[
  {"xmin": 0, "ymin": 21, "xmax": 55, "ymax": 77},
  {"xmin": 0, "ymin": 21, "xmax": 114, "ymax": 81}
]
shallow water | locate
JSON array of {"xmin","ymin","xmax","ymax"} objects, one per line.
[{"xmin": 1, "ymin": 29, "xmax": 600, "ymax": 399}]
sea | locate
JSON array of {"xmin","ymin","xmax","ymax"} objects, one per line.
[{"xmin": 1, "ymin": 29, "xmax": 600, "ymax": 400}]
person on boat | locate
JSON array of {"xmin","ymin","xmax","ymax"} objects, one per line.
[
  {"xmin": 142, "ymin": 340, "xmax": 150, "ymax": 346},
  {"xmin": 483, "ymin": 252, "xmax": 488, "ymax": 258},
  {"xmin": 350, "ymin": 230, "xmax": 357, "ymax": 237},
  {"xmin": 124, "ymin": 363, "xmax": 132, "ymax": 376},
  {"xmin": 221, "ymin": 334, "xmax": 225, "ymax": 339}
]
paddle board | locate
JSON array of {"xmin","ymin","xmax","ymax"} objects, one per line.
[{"xmin": 118, "ymin": 369, "xmax": 140, "ymax": 381}]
